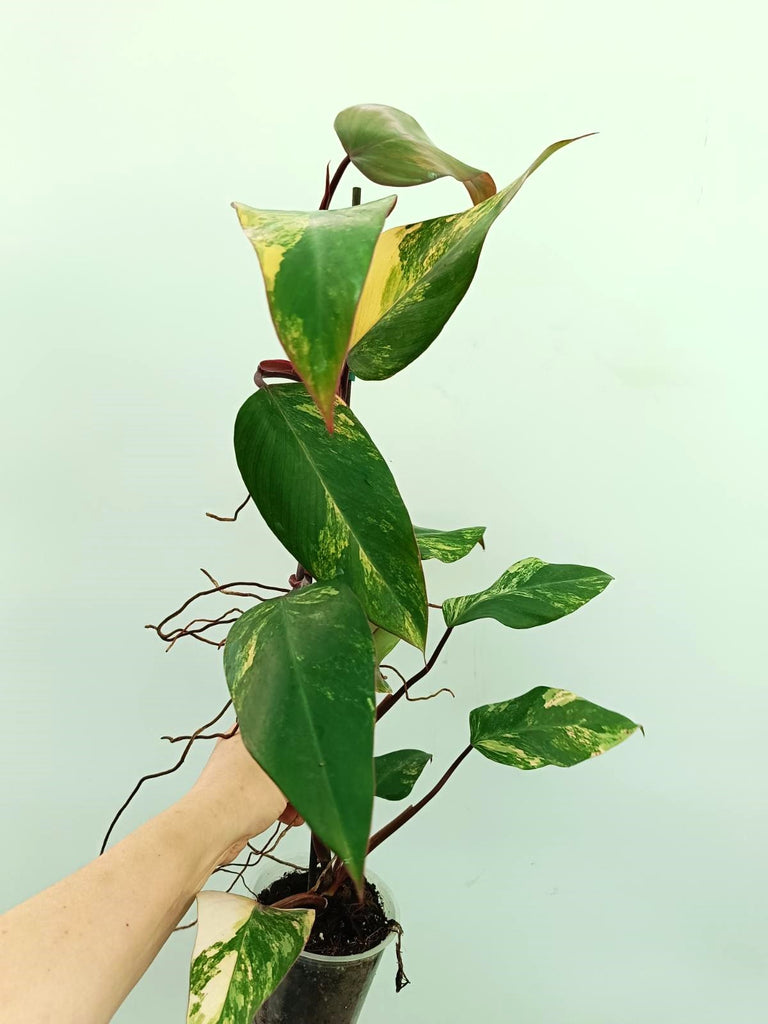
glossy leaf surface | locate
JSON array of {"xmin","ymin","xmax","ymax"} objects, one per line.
[
  {"xmin": 235, "ymin": 383, "xmax": 428, "ymax": 649},
  {"xmin": 188, "ymin": 891, "xmax": 313, "ymax": 1024},
  {"xmin": 348, "ymin": 138, "xmax": 585, "ymax": 381},
  {"xmin": 374, "ymin": 748, "xmax": 432, "ymax": 800},
  {"xmin": 224, "ymin": 582, "xmax": 376, "ymax": 886},
  {"xmin": 415, "ymin": 525, "xmax": 486, "ymax": 563},
  {"xmin": 233, "ymin": 196, "xmax": 395, "ymax": 427},
  {"xmin": 335, "ymin": 104, "xmax": 495, "ymax": 205},
  {"xmin": 470, "ymin": 687, "xmax": 640, "ymax": 770},
  {"xmin": 443, "ymin": 557, "xmax": 612, "ymax": 629}
]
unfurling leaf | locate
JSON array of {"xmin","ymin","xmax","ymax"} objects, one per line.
[
  {"xmin": 234, "ymin": 383, "xmax": 428, "ymax": 650},
  {"xmin": 224, "ymin": 581, "xmax": 376, "ymax": 887},
  {"xmin": 335, "ymin": 103, "xmax": 495, "ymax": 205},
  {"xmin": 443, "ymin": 557, "xmax": 612, "ymax": 629},
  {"xmin": 233, "ymin": 196, "xmax": 395, "ymax": 428},
  {"xmin": 469, "ymin": 687, "xmax": 640, "ymax": 770},
  {"xmin": 375, "ymin": 749, "xmax": 433, "ymax": 801},
  {"xmin": 415, "ymin": 525, "xmax": 485, "ymax": 563},
  {"xmin": 348, "ymin": 137, "xmax": 589, "ymax": 381},
  {"xmin": 187, "ymin": 891, "xmax": 313, "ymax": 1024}
]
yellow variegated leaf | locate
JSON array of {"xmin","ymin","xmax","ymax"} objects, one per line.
[
  {"xmin": 348, "ymin": 137, "xmax": 591, "ymax": 381},
  {"xmin": 233, "ymin": 196, "xmax": 395, "ymax": 427}
]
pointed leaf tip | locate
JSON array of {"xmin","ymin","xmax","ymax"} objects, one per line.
[{"xmin": 348, "ymin": 136, "xmax": 585, "ymax": 381}]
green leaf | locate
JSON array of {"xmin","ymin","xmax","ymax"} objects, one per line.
[
  {"xmin": 374, "ymin": 749, "xmax": 432, "ymax": 801},
  {"xmin": 443, "ymin": 557, "xmax": 612, "ymax": 629},
  {"xmin": 374, "ymin": 670, "xmax": 393, "ymax": 695},
  {"xmin": 415, "ymin": 525, "xmax": 485, "ymax": 563},
  {"xmin": 235, "ymin": 382, "xmax": 428, "ymax": 650},
  {"xmin": 372, "ymin": 624, "xmax": 401, "ymax": 663},
  {"xmin": 335, "ymin": 103, "xmax": 496, "ymax": 205},
  {"xmin": 187, "ymin": 891, "xmax": 313, "ymax": 1024},
  {"xmin": 372, "ymin": 624, "xmax": 399, "ymax": 693},
  {"xmin": 347, "ymin": 137, "xmax": 588, "ymax": 381},
  {"xmin": 233, "ymin": 196, "xmax": 395, "ymax": 428},
  {"xmin": 469, "ymin": 687, "xmax": 640, "ymax": 770},
  {"xmin": 223, "ymin": 582, "xmax": 376, "ymax": 887}
]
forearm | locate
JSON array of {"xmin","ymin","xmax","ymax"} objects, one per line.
[{"xmin": 0, "ymin": 791, "xmax": 229, "ymax": 1024}]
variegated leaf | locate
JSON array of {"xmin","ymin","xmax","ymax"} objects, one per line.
[
  {"xmin": 415, "ymin": 525, "xmax": 485, "ymax": 563},
  {"xmin": 469, "ymin": 687, "xmax": 640, "ymax": 770},
  {"xmin": 187, "ymin": 891, "xmax": 313, "ymax": 1024},
  {"xmin": 235, "ymin": 382, "xmax": 428, "ymax": 650},
  {"xmin": 335, "ymin": 103, "xmax": 495, "ymax": 205},
  {"xmin": 224, "ymin": 582, "xmax": 376, "ymax": 887},
  {"xmin": 233, "ymin": 196, "xmax": 395, "ymax": 428},
  {"xmin": 443, "ymin": 557, "xmax": 612, "ymax": 629},
  {"xmin": 347, "ymin": 137, "xmax": 588, "ymax": 381},
  {"xmin": 375, "ymin": 748, "xmax": 432, "ymax": 800}
]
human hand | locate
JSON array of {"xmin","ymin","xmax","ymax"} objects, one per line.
[{"xmin": 186, "ymin": 727, "xmax": 301, "ymax": 865}]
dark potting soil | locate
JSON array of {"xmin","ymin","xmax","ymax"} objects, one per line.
[{"xmin": 257, "ymin": 870, "xmax": 390, "ymax": 956}]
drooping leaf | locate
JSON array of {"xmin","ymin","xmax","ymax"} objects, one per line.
[
  {"xmin": 415, "ymin": 525, "xmax": 486, "ymax": 563},
  {"xmin": 469, "ymin": 687, "xmax": 640, "ymax": 770},
  {"xmin": 187, "ymin": 891, "xmax": 313, "ymax": 1024},
  {"xmin": 334, "ymin": 103, "xmax": 495, "ymax": 205},
  {"xmin": 223, "ymin": 581, "xmax": 376, "ymax": 887},
  {"xmin": 347, "ymin": 137, "xmax": 588, "ymax": 381},
  {"xmin": 443, "ymin": 557, "xmax": 612, "ymax": 629},
  {"xmin": 235, "ymin": 382, "xmax": 428, "ymax": 650},
  {"xmin": 374, "ymin": 749, "xmax": 433, "ymax": 801},
  {"xmin": 233, "ymin": 196, "xmax": 395, "ymax": 427}
]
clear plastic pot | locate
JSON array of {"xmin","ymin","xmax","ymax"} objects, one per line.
[{"xmin": 254, "ymin": 866, "xmax": 398, "ymax": 1024}]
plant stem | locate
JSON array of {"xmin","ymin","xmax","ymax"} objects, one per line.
[
  {"xmin": 376, "ymin": 626, "xmax": 454, "ymax": 720},
  {"xmin": 319, "ymin": 155, "xmax": 351, "ymax": 210},
  {"xmin": 367, "ymin": 744, "xmax": 473, "ymax": 853}
]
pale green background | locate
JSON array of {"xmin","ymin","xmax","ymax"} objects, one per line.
[{"xmin": 2, "ymin": 1, "xmax": 766, "ymax": 1021}]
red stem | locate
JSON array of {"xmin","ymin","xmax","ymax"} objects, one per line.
[
  {"xmin": 376, "ymin": 627, "xmax": 454, "ymax": 721},
  {"xmin": 368, "ymin": 744, "xmax": 473, "ymax": 853},
  {"xmin": 319, "ymin": 155, "xmax": 351, "ymax": 210}
]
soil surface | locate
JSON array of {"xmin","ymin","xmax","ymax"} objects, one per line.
[{"xmin": 257, "ymin": 870, "xmax": 390, "ymax": 956}]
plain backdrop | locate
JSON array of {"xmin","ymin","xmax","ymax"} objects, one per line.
[{"xmin": 2, "ymin": 1, "xmax": 766, "ymax": 1022}]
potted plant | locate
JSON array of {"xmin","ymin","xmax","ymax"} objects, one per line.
[{"xmin": 104, "ymin": 104, "xmax": 641, "ymax": 1024}]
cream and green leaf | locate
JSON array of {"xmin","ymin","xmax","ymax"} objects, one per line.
[
  {"xmin": 443, "ymin": 557, "xmax": 612, "ymax": 629},
  {"xmin": 187, "ymin": 891, "xmax": 313, "ymax": 1024},
  {"xmin": 347, "ymin": 137, "xmax": 587, "ymax": 381},
  {"xmin": 234, "ymin": 382, "xmax": 428, "ymax": 650},
  {"xmin": 223, "ymin": 581, "xmax": 376, "ymax": 887},
  {"xmin": 233, "ymin": 196, "xmax": 395, "ymax": 427},
  {"xmin": 375, "ymin": 748, "xmax": 433, "ymax": 801},
  {"xmin": 335, "ymin": 103, "xmax": 496, "ymax": 205},
  {"xmin": 469, "ymin": 687, "xmax": 640, "ymax": 770},
  {"xmin": 415, "ymin": 525, "xmax": 485, "ymax": 563}
]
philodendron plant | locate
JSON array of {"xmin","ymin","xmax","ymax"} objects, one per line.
[{"xmin": 130, "ymin": 104, "xmax": 640, "ymax": 1023}]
